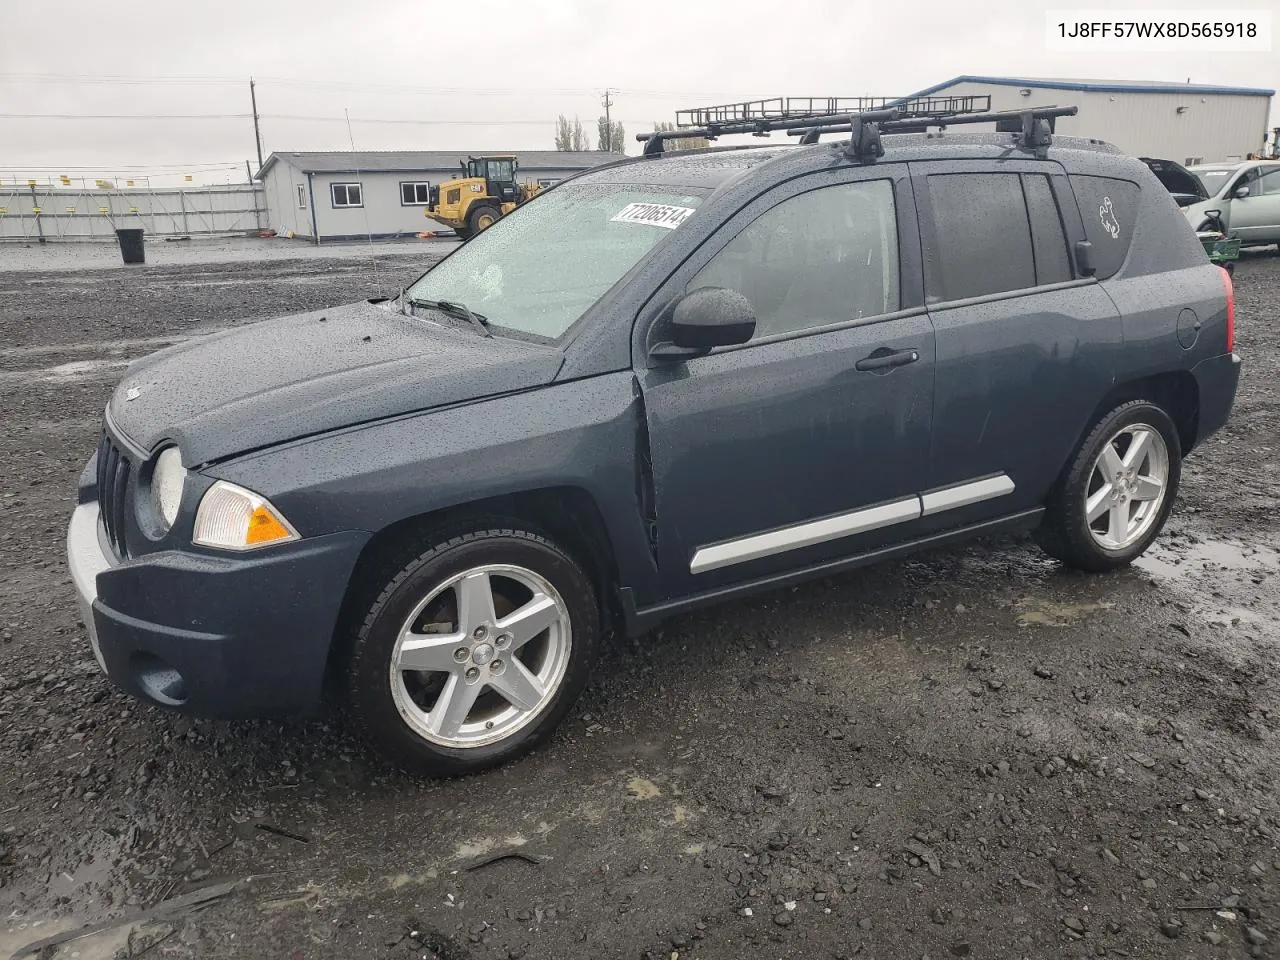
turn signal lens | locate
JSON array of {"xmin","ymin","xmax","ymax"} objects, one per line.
[
  {"xmin": 246, "ymin": 505, "xmax": 292, "ymax": 544},
  {"xmin": 193, "ymin": 480, "xmax": 299, "ymax": 551}
]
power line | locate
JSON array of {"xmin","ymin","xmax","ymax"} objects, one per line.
[
  {"xmin": 0, "ymin": 163, "xmax": 242, "ymax": 171},
  {"xmin": 0, "ymin": 113, "xmax": 609, "ymax": 126},
  {"xmin": 0, "ymin": 71, "xmax": 754, "ymax": 99},
  {"xmin": 0, "ymin": 114, "xmax": 573, "ymax": 126},
  {"xmin": 0, "ymin": 72, "xmax": 243, "ymax": 85},
  {"xmin": 0, "ymin": 112, "xmax": 252, "ymax": 120},
  {"xmin": 265, "ymin": 115, "xmax": 559, "ymax": 125}
]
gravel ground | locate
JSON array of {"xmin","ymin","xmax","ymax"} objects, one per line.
[
  {"xmin": 0, "ymin": 236, "xmax": 454, "ymax": 273},
  {"xmin": 1, "ymin": 246, "xmax": 1278, "ymax": 960}
]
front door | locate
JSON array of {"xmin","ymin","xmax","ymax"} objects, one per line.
[
  {"xmin": 637, "ymin": 168, "xmax": 936, "ymax": 595},
  {"xmin": 1231, "ymin": 166, "xmax": 1280, "ymax": 242},
  {"xmin": 485, "ymin": 160, "xmax": 518, "ymax": 204}
]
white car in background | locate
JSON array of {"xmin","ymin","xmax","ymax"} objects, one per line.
[{"xmin": 1185, "ymin": 160, "xmax": 1280, "ymax": 245}]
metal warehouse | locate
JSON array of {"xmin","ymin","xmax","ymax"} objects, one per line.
[
  {"xmin": 901, "ymin": 76, "xmax": 1274, "ymax": 164},
  {"xmin": 257, "ymin": 150, "xmax": 614, "ymax": 242}
]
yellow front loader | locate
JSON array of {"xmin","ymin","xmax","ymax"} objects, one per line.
[{"xmin": 425, "ymin": 156, "xmax": 543, "ymax": 239}]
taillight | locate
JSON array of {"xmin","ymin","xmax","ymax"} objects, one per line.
[{"xmin": 1218, "ymin": 265, "xmax": 1235, "ymax": 353}]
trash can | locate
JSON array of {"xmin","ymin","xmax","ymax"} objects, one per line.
[{"xmin": 115, "ymin": 228, "xmax": 145, "ymax": 265}]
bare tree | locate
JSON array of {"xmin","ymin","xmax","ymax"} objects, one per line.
[
  {"xmin": 555, "ymin": 115, "xmax": 591, "ymax": 151},
  {"xmin": 595, "ymin": 118, "xmax": 625, "ymax": 153},
  {"xmin": 652, "ymin": 121, "xmax": 710, "ymax": 151},
  {"xmin": 554, "ymin": 115, "xmax": 573, "ymax": 151}
]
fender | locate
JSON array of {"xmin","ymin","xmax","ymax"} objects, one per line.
[{"xmin": 206, "ymin": 372, "xmax": 662, "ymax": 603}]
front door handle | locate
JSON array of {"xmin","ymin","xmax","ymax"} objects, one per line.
[{"xmin": 855, "ymin": 348, "xmax": 920, "ymax": 372}]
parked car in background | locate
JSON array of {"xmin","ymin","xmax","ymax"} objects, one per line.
[
  {"xmin": 1185, "ymin": 160, "xmax": 1280, "ymax": 244},
  {"xmin": 1140, "ymin": 157, "xmax": 1209, "ymax": 209}
]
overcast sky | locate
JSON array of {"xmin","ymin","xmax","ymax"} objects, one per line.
[{"xmin": 1, "ymin": 0, "xmax": 1276, "ymax": 185}]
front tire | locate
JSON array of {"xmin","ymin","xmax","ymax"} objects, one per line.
[
  {"xmin": 344, "ymin": 528, "xmax": 599, "ymax": 775},
  {"xmin": 468, "ymin": 204, "xmax": 500, "ymax": 235},
  {"xmin": 1035, "ymin": 400, "xmax": 1181, "ymax": 572}
]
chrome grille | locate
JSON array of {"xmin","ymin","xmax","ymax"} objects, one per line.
[{"xmin": 95, "ymin": 431, "xmax": 132, "ymax": 558}]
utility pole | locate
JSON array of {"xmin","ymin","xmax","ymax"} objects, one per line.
[
  {"xmin": 601, "ymin": 89, "xmax": 616, "ymax": 152},
  {"xmin": 249, "ymin": 77, "xmax": 264, "ymax": 176}
]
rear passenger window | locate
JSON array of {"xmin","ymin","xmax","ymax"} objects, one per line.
[
  {"xmin": 926, "ymin": 173, "xmax": 1035, "ymax": 300},
  {"xmin": 1069, "ymin": 175, "xmax": 1141, "ymax": 279},
  {"xmin": 690, "ymin": 180, "xmax": 899, "ymax": 340},
  {"xmin": 1023, "ymin": 175, "xmax": 1073, "ymax": 285}
]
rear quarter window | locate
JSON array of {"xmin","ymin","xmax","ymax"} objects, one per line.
[{"xmin": 1069, "ymin": 175, "xmax": 1141, "ymax": 279}]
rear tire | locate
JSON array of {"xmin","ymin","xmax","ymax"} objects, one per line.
[
  {"xmin": 1034, "ymin": 400, "xmax": 1181, "ymax": 572},
  {"xmin": 344, "ymin": 528, "xmax": 599, "ymax": 776},
  {"xmin": 453, "ymin": 226, "xmax": 472, "ymax": 241}
]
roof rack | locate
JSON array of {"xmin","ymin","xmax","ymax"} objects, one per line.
[
  {"xmin": 636, "ymin": 103, "xmax": 1078, "ymax": 161},
  {"xmin": 674, "ymin": 95, "xmax": 991, "ymax": 128},
  {"xmin": 788, "ymin": 105, "xmax": 1079, "ymax": 154},
  {"xmin": 639, "ymin": 96, "xmax": 990, "ymax": 160}
]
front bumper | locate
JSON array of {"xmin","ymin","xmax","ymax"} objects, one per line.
[
  {"xmin": 66, "ymin": 499, "xmax": 369, "ymax": 718},
  {"xmin": 1190, "ymin": 351, "xmax": 1242, "ymax": 448}
]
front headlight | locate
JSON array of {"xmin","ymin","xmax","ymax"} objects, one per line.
[
  {"xmin": 193, "ymin": 480, "xmax": 299, "ymax": 551},
  {"xmin": 151, "ymin": 447, "xmax": 186, "ymax": 529}
]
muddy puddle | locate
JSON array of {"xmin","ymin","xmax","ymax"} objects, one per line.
[{"xmin": 1135, "ymin": 535, "xmax": 1279, "ymax": 581}]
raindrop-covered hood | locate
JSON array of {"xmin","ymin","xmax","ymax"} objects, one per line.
[{"xmin": 107, "ymin": 300, "xmax": 563, "ymax": 465}]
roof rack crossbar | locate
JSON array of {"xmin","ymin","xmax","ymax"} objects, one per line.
[
  {"xmin": 787, "ymin": 105, "xmax": 1079, "ymax": 151},
  {"xmin": 639, "ymin": 109, "xmax": 899, "ymax": 156}
]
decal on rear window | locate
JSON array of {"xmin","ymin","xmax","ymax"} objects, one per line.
[
  {"xmin": 1099, "ymin": 196, "xmax": 1121, "ymax": 239},
  {"xmin": 1070, "ymin": 176, "xmax": 1140, "ymax": 279},
  {"xmin": 610, "ymin": 202, "xmax": 696, "ymax": 229}
]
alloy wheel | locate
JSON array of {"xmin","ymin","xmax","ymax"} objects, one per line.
[
  {"xmin": 388, "ymin": 563, "xmax": 572, "ymax": 748},
  {"xmin": 1085, "ymin": 424, "xmax": 1170, "ymax": 550}
]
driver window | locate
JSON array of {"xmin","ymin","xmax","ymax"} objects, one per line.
[
  {"xmin": 689, "ymin": 180, "xmax": 899, "ymax": 340},
  {"xmin": 1256, "ymin": 168, "xmax": 1280, "ymax": 196}
]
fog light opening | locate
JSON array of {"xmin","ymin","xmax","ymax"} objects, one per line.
[{"xmin": 131, "ymin": 653, "xmax": 189, "ymax": 706}]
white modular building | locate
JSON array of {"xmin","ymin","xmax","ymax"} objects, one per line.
[
  {"xmin": 257, "ymin": 150, "xmax": 614, "ymax": 242},
  {"xmin": 900, "ymin": 76, "xmax": 1274, "ymax": 164}
]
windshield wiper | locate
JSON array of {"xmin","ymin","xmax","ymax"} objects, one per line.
[{"xmin": 406, "ymin": 297, "xmax": 491, "ymax": 338}]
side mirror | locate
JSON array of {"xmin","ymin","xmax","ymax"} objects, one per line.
[
  {"xmin": 1233, "ymin": 184, "xmax": 1251, "ymax": 199},
  {"xmin": 1074, "ymin": 240, "xmax": 1096, "ymax": 278},
  {"xmin": 651, "ymin": 287, "xmax": 756, "ymax": 360}
]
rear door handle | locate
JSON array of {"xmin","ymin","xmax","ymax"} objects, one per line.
[{"xmin": 855, "ymin": 348, "xmax": 920, "ymax": 372}]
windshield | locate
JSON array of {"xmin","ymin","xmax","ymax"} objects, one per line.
[
  {"xmin": 407, "ymin": 182, "xmax": 704, "ymax": 339},
  {"xmin": 1193, "ymin": 169, "xmax": 1234, "ymax": 195}
]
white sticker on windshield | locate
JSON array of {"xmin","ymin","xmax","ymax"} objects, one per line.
[{"xmin": 611, "ymin": 202, "xmax": 696, "ymax": 229}]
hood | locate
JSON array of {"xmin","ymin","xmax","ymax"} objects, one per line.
[
  {"xmin": 108, "ymin": 300, "xmax": 563, "ymax": 465},
  {"xmin": 1180, "ymin": 197, "xmax": 1224, "ymax": 230},
  {"xmin": 1140, "ymin": 157, "xmax": 1209, "ymax": 207}
]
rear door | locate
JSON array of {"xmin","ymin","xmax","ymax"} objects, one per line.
[
  {"xmin": 910, "ymin": 160, "xmax": 1121, "ymax": 526},
  {"xmin": 636, "ymin": 166, "xmax": 935, "ymax": 596},
  {"xmin": 1231, "ymin": 166, "xmax": 1280, "ymax": 241}
]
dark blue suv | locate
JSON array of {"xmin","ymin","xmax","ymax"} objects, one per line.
[{"xmin": 67, "ymin": 107, "xmax": 1240, "ymax": 774}]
